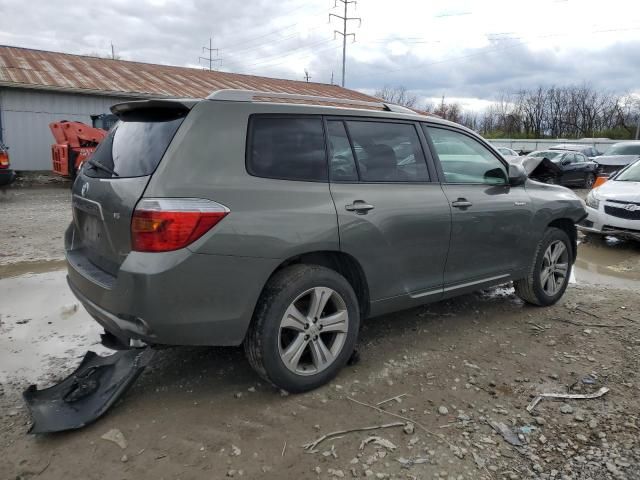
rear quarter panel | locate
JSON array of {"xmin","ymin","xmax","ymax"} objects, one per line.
[{"xmin": 144, "ymin": 101, "xmax": 340, "ymax": 260}]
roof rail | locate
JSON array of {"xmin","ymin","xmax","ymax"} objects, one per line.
[{"xmin": 206, "ymin": 89, "xmax": 418, "ymax": 114}]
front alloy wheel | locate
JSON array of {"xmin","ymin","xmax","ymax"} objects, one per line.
[{"xmin": 540, "ymin": 240, "xmax": 569, "ymax": 296}]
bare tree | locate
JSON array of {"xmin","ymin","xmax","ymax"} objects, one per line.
[{"xmin": 374, "ymin": 85, "xmax": 419, "ymax": 108}]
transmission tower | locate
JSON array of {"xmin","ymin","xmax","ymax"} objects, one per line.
[
  {"xmin": 199, "ymin": 37, "xmax": 221, "ymax": 71},
  {"xmin": 329, "ymin": 0, "xmax": 361, "ymax": 87},
  {"xmin": 304, "ymin": 69, "xmax": 312, "ymax": 82}
]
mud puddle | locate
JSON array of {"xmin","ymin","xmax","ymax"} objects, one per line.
[
  {"xmin": 0, "ymin": 269, "xmax": 107, "ymax": 388},
  {"xmin": 574, "ymin": 235, "xmax": 640, "ymax": 289}
]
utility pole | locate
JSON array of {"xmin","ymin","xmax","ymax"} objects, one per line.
[
  {"xmin": 329, "ymin": 0, "xmax": 361, "ymax": 87},
  {"xmin": 304, "ymin": 69, "xmax": 311, "ymax": 82},
  {"xmin": 636, "ymin": 116, "xmax": 640, "ymax": 140},
  {"xmin": 110, "ymin": 42, "xmax": 115, "ymax": 60},
  {"xmin": 199, "ymin": 37, "xmax": 220, "ymax": 71},
  {"xmin": 330, "ymin": 71, "xmax": 334, "ymax": 85}
]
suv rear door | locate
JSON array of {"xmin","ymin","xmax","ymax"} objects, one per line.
[
  {"xmin": 423, "ymin": 125, "xmax": 533, "ymax": 290},
  {"xmin": 326, "ymin": 118, "xmax": 451, "ymax": 303},
  {"xmin": 68, "ymin": 101, "xmax": 190, "ymax": 277}
]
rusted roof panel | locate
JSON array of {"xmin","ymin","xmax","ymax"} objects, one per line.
[{"xmin": 0, "ymin": 45, "xmax": 378, "ymax": 102}]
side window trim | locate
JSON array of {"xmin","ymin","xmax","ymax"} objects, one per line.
[
  {"xmin": 325, "ymin": 115, "xmax": 433, "ymax": 184},
  {"xmin": 421, "ymin": 123, "xmax": 510, "ymax": 185}
]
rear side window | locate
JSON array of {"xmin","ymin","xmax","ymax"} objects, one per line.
[
  {"xmin": 86, "ymin": 115, "xmax": 185, "ymax": 178},
  {"xmin": 344, "ymin": 121, "xmax": 429, "ymax": 182},
  {"xmin": 247, "ymin": 117, "xmax": 327, "ymax": 181}
]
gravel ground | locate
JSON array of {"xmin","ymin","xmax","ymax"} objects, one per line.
[{"xmin": 0, "ymin": 186, "xmax": 639, "ymax": 480}]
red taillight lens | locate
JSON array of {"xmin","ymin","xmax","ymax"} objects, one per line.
[
  {"xmin": 0, "ymin": 152, "xmax": 9, "ymax": 169},
  {"xmin": 131, "ymin": 198, "xmax": 229, "ymax": 252}
]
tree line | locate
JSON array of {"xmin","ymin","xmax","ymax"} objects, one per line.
[{"xmin": 375, "ymin": 85, "xmax": 640, "ymax": 140}]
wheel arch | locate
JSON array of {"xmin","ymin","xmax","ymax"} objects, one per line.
[
  {"xmin": 255, "ymin": 250, "xmax": 371, "ymax": 323},
  {"xmin": 547, "ymin": 218, "xmax": 578, "ymax": 262}
]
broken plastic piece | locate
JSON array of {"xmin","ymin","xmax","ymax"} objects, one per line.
[
  {"xmin": 24, "ymin": 348, "xmax": 155, "ymax": 433},
  {"xmin": 488, "ymin": 420, "xmax": 523, "ymax": 446},
  {"xmin": 526, "ymin": 386, "xmax": 609, "ymax": 413}
]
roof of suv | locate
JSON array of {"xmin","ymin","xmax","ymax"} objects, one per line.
[{"xmin": 111, "ymin": 89, "xmax": 469, "ymax": 133}]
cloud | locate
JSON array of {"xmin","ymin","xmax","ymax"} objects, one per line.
[{"xmin": 0, "ymin": 0, "xmax": 638, "ymax": 108}]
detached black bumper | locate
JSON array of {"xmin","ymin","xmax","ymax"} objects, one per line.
[{"xmin": 0, "ymin": 169, "xmax": 16, "ymax": 186}]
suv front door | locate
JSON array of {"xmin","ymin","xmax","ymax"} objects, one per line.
[
  {"xmin": 424, "ymin": 125, "xmax": 533, "ymax": 290},
  {"xmin": 327, "ymin": 118, "xmax": 451, "ymax": 303}
]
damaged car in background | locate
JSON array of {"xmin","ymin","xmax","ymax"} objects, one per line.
[
  {"xmin": 593, "ymin": 141, "xmax": 640, "ymax": 176},
  {"xmin": 579, "ymin": 159, "xmax": 640, "ymax": 241},
  {"xmin": 519, "ymin": 150, "xmax": 599, "ymax": 188}
]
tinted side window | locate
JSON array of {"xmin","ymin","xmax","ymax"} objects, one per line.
[
  {"xmin": 425, "ymin": 127, "xmax": 507, "ymax": 185},
  {"xmin": 345, "ymin": 121, "xmax": 429, "ymax": 182},
  {"xmin": 247, "ymin": 117, "xmax": 327, "ymax": 181},
  {"xmin": 327, "ymin": 121, "xmax": 358, "ymax": 181}
]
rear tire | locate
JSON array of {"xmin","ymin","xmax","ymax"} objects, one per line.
[
  {"xmin": 584, "ymin": 173, "xmax": 595, "ymax": 189},
  {"xmin": 514, "ymin": 227, "xmax": 572, "ymax": 306},
  {"xmin": 244, "ymin": 264, "xmax": 360, "ymax": 393}
]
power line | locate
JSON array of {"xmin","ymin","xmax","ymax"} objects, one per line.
[
  {"xmin": 330, "ymin": 0, "xmax": 361, "ymax": 87},
  {"xmin": 199, "ymin": 37, "xmax": 221, "ymax": 71}
]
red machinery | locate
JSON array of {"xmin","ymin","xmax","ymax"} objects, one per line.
[{"xmin": 49, "ymin": 121, "xmax": 108, "ymax": 178}]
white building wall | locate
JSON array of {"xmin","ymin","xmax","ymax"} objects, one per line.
[{"xmin": 0, "ymin": 88, "xmax": 132, "ymax": 170}]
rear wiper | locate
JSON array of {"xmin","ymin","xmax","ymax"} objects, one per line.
[{"xmin": 86, "ymin": 158, "xmax": 119, "ymax": 177}]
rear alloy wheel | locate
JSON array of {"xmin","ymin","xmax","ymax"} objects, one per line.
[
  {"xmin": 245, "ymin": 265, "xmax": 359, "ymax": 393},
  {"xmin": 584, "ymin": 173, "xmax": 596, "ymax": 189},
  {"xmin": 515, "ymin": 227, "xmax": 572, "ymax": 306}
]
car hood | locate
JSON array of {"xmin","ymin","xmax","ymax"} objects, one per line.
[
  {"xmin": 595, "ymin": 180, "xmax": 640, "ymax": 203},
  {"xmin": 594, "ymin": 154, "xmax": 640, "ymax": 166},
  {"xmin": 511, "ymin": 156, "xmax": 563, "ymax": 175}
]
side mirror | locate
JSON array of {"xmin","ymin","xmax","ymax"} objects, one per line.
[
  {"xmin": 508, "ymin": 163, "xmax": 528, "ymax": 186},
  {"xmin": 561, "ymin": 159, "xmax": 570, "ymax": 166}
]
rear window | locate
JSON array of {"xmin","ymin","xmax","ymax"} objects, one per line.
[
  {"xmin": 84, "ymin": 116, "xmax": 184, "ymax": 178},
  {"xmin": 247, "ymin": 116, "xmax": 327, "ymax": 182}
]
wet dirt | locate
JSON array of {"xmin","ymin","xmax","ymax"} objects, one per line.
[
  {"xmin": 0, "ymin": 187, "xmax": 638, "ymax": 479},
  {"xmin": 0, "ymin": 269, "xmax": 108, "ymax": 386}
]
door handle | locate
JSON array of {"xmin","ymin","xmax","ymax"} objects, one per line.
[
  {"xmin": 345, "ymin": 200, "xmax": 375, "ymax": 214},
  {"xmin": 451, "ymin": 198, "xmax": 472, "ymax": 209}
]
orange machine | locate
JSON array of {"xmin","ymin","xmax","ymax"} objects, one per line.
[{"xmin": 49, "ymin": 121, "xmax": 108, "ymax": 177}]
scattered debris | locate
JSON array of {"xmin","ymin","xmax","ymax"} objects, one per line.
[
  {"xmin": 230, "ymin": 444, "xmax": 241, "ymax": 456},
  {"xmin": 303, "ymin": 422, "xmax": 405, "ymax": 452},
  {"xmin": 281, "ymin": 441, "xmax": 286, "ymax": 457},
  {"xmin": 396, "ymin": 456, "xmax": 429, "ymax": 468},
  {"xmin": 375, "ymin": 393, "xmax": 408, "ymax": 406},
  {"xmin": 359, "ymin": 436, "xmax": 397, "ymax": 451},
  {"xmin": 438, "ymin": 406, "xmax": 449, "ymax": 416},
  {"xmin": 347, "ymin": 397, "xmax": 457, "ymax": 449},
  {"xmin": 487, "ymin": 420, "xmax": 523, "ymax": 446},
  {"xmin": 101, "ymin": 428, "xmax": 127, "ymax": 449},
  {"xmin": 402, "ymin": 422, "xmax": 415, "ymax": 435},
  {"xmin": 526, "ymin": 386, "xmax": 610, "ymax": 412}
]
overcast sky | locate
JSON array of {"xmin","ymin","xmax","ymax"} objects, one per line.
[{"xmin": 0, "ymin": 0, "xmax": 639, "ymax": 109}]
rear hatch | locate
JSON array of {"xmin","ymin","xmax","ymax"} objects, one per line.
[{"xmin": 70, "ymin": 100, "xmax": 193, "ymax": 277}]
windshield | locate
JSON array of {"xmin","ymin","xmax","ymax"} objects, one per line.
[
  {"xmin": 604, "ymin": 143, "xmax": 640, "ymax": 156},
  {"xmin": 85, "ymin": 116, "xmax": 184, "ymax": 178},
  {"xmin": 615, "ymin": 161, "xmax": 640, "ymax": 182},
  {"xmin": 529, "ymin": 151, "xmax": 562, "ymax": 160}
]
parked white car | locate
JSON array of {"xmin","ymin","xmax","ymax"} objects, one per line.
[
  {"xmin": 579, "ymin": 160, "xmax": 640, "ymax": 241},
  {"xmin": 496, "ymin": 147, "xmax": 519, "ymax": 161}
]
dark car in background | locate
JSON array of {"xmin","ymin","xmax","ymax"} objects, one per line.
[
  {"xmin": 594, "ymin": 141, "xmax": 640, "ymax": 176},
  {"xmin": 0, "ymin": 141, "xmax": 16, "ymax": 187},
  {"xmin": 527, "ymin": 150, "xmax": 598, "ymax": 188},
  {"xmin": 549, "ymin": 144, "xmax": 600, "ymax": 160}
]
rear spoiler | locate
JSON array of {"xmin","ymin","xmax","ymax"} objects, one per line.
[{"xmin": 111, "ymin": 99, "xmax": 199, "ymax": 121}]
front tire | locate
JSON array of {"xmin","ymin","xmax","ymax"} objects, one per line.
[
  {"xmin": 244, "ymin": 264, "xmax": 360, "ymax": 393},
  {"xmin": 515, "ymin": 227, "xmax": 572, "ymax": 306}
]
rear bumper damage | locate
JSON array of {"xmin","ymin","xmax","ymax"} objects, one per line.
[{"xmin": 24, "ymin": 348, "xmax": 155, "ymax": 434}]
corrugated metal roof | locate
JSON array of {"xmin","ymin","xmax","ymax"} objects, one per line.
[{"xmin": 0, "ymin": 45, "xmax": 378, "ymax": 102}]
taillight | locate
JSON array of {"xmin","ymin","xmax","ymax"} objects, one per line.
[
  {"xmin": 0, "ymin": 152, "xmax": 9, "ymax": 169},
  {"xmin": 131, "ymin": 198, "xmax": 229, "ymax": 252}
]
